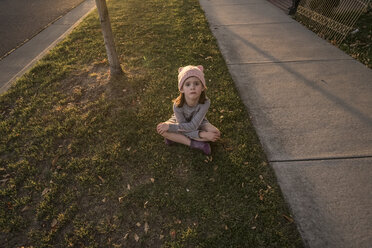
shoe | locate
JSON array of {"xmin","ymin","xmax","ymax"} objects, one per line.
[
  {"xmin": 190, "ymin": 140, "xmax": 211, "ymax": 155},
  {"xmin": 164, "ymin": 138, "xmax": 175, "ymax": 146}
]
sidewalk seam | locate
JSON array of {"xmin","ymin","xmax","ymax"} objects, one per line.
[
  {"xmin": 270, "ymin": 155, "xmax": 372, "ymax": 163},
  {"xmin": 211, "ymin": 21, "xmax": 294, "ymax": 27},
  {"xmin": 227, "ymin": 58, "xmax": 354, "ymax": 66},
  {"xmin": 203, "ymin": 3, "xmax": 268, "ymax": 7}
]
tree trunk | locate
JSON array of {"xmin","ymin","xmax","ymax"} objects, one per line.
[{"xmin": 95, "ymin": 0, "xmax": 123, "ymax": 77}]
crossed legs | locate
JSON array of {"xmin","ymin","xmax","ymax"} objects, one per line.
[{"xmin": 157, "ymin": 122, "xmax": 220, "ymax": 145}]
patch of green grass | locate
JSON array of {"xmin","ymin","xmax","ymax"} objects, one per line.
[{"xmin": 0, "ymin": 0, "xmax": 303, "ymax": 247}]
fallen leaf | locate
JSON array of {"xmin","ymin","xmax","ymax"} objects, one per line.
[
  {"xmin": 124, "ymin": 233, "xmax": 129, "ymax": 240},
  {"xmin": 21, "ymin": 206, "xmax": 30, "ymax": 212},
  {"xmin": 42, "ymin": 188, "xmax": 51, "ymax": 196},
  {"xmin": 251, "ymin": 226, "xmax": 256, "ymax": 230},
  {"xmin": 144, "ymin": 222, "xmax": 149, "ymax": 233},
  {"xmin": 67, "ymin": 144, "xmax": 72, "ymax": 154},
  {"xmin": 259, "ymin": 189, "xmax": 264, "ymax": 201},
  {"xmin": 127, "ymin": 184, "xmax": 131, "ymax": 190},
  {"xmin": 259, "ymin": 175, "xmax": 263, "ymax": 180},
  {"xmin": 134, "ymin": 233, "xmax": 139, "ymax": 242},
  {"xmin": 144, "ymin": 201, "xmax": 149, "ymax": 208},
  {"xmin": 283, "ymin": 214, "xmax": 294, "ymax": 223},
  {"xmin": 170, "ymin": 230, "xmax": 176, "ymax": 239},
  {"xmin": 98, "ymin": 175, "xmax": 105, "ymax": 183},
  {"xmin": 205, "ymin": 156, "xmax": 212, "ymax": 162},
  {"xmin": 150, "ymin": 178, "xmax": 155, "ymax": 183},
  {"xmin": 136, "ymin": 222, "xmax": 141, "ymax": 227},
  {"xmin": 159, "ymin": 234, "xmax": 164, "ymax": 240},
  {"xmin": 51, "ymin": 219, "xmax": 58, "ymax": 228},
  {"xmin": 102, "ymin": 198, "xmax": 106, "ymax": 203},
  {"xmin": 118, "ymin": 197, "xmax": 124, "ymax": 203},
  {"xmin": 52, "ymin": 155, "xmax": 60, "ymax": 166}
]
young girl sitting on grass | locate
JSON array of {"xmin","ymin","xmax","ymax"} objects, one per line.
[{"xmin": 156, "ymin": 65, "xmax": 221, "ymax": 155}]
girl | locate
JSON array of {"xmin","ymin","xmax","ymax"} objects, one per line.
[{"xmin": 157, "ymin": 65, "xmax": 221, "ymax": 155}]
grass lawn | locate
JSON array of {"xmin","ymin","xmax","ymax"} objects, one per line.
[{"xmin": 0, "ymin": 0, "xmax": 303, "ymax": 247}]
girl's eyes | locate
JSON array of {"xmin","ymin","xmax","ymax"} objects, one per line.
[{"xmin": 185, "ymin": 82, "xmax": 200, "ymax": 87}]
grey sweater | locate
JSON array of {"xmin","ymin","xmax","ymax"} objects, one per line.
[{"xmin": 168, "ymin": 99, "xmax": 210, "ymax": 139}]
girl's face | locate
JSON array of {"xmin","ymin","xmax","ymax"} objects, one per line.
[{"xmin": 181, "ymin": 76, "xmax": 204, "ymax": 101}]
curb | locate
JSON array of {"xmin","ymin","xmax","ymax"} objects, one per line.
[{"xmin": 0, "ymin": 0, "xmax": 96, "ymax": 95}]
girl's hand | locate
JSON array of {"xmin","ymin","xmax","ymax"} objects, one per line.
[
  {"xmin": 200, "ymin": 131, "xmax": 220, "ymax": 142},
  {"xmin": 157, "ymin": 123, "xmax": 169, "ymax": 135}
]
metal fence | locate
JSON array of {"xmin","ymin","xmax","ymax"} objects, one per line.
[{"xmin": 295, "ymin": 0, "xmax": 370, "ymax": 44}]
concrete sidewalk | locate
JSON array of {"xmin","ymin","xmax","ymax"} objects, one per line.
[
  {"xmin": 199, "ymin": 0, "xmax": 372, "ymax": 247},
  {"xmin": 0, "ymin": 0, "xmax": 96, "ymax": 95}
]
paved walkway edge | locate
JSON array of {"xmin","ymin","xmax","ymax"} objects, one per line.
[
  {"xmin": 0, "ymin": 0, "xmax": 96, "ymax": 95},
  {"xmin": 199, "ymin": 0, "xmax": 372, "ymax": 247}
]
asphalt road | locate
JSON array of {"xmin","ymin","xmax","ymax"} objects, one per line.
[{"xmin": 0, "ymin": 0, "xmax": 85, "ymax": 59}]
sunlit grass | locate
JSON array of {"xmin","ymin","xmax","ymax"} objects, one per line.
[{"xmin": 0, "ymin": 0, "xmax": 303, "ymax": 247}]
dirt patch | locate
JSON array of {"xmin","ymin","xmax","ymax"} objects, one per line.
[{"xmin": 60, "ymin": 63, "xmax": 111, "ymax": 104}]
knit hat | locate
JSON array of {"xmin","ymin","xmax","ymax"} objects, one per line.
[{"xmin": 178, "ymin": 65, "xmax": 206, "ymax": 91}]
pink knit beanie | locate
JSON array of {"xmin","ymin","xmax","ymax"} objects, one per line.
[{"xmin": 178, "ymin": 65, "xmax": 206, "ymax": 91}]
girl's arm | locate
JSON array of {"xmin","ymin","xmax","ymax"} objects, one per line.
[{"xmin": 168, "ymin": 99, "xmax": 210, "ymax": 132}]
